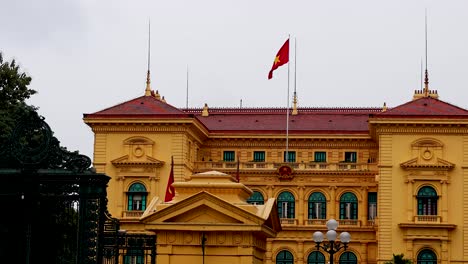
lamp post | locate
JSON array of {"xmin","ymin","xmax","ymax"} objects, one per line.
[{"xmin": 312, "ymin": 219, "xmax": 351, "ymax": 264}]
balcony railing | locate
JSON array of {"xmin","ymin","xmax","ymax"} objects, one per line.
[
  {"xmin": 415, "ymin": 215, "xmax": 441, "ymax": 223},
  {"xmin": 123, "ymin": 210, "xmax": 144, "ymax": 218},
  {"xmin": 194, "ymin": 161, "xmax": 377, "ymax": 172},
  {"xmin": 280, "ymin": 218, "xmax": 298, "ymax": 225},
  {"xmin": 305, "ymin": 219, "xmax": 328, "ymax": 226},
  {"xmin": 338, "ymin": 219, "xmax": 361, "ymax": 227}
]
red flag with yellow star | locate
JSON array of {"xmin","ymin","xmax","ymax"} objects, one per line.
[{"xmin": 268, "ymin": 38, "xmax": 289, "ymax": 79}]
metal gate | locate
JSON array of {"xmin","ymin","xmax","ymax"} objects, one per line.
[
  {"xmin": 0, "ymin": 115, "xmax": 110, "ymax": 264},
  {"xmin": 102, "ymin": 214, "xmax": 156, "ymax": 264}
]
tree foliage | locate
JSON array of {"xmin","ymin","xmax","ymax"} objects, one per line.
[
  {"xmin": 0, "ymin": 52, "xmax": 38, "ymax": 145},
  {"xmin": 384, "ymin": 253, "xmax": 413, "ymax": 264}
]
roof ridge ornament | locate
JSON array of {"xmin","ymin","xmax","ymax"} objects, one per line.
[
  {"xmin": 292, "ymin": 92, "xmax": 298, "ymax": 115},
  {"xmin": 424, "ymin": 9, "xmax": 429, "ymax": 97},
  {"xmin": 145, "ymin": 20, "xmax": 152, "ymax": 96},
  {"xmin": 202, "ymin": 103, "xmax": 209, "ymax": 117}
]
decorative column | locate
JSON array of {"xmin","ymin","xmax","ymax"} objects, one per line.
[
  {"xmin": 265, "ymin": 239, "xmax": 273, "ymax": 264},
  {"xmin": 361, "ymin": 187, "xmax": 368, "ymax": 226},
  {"xmin": 406, "ymin": 179, "xmax": 414, "ymax": 222},
  {"xmin": 117, "ymin": 176, "xmax": 125, "ymax": 214},
  {"xmin": 298, "ymin": 186, "xmax": 305, "ymax": 225},
  {"xmin": 149, "ymin": 176, "xmax": 158, "ymax": 201},
  {"xmin": 267, "ymin": 185, "xmax": 274, "ymax": 199},
  {"xmin": 441, "ymin": 179, "xmax": 448, "ymax": 223},
  {"xmin": 297, "ymin": 241, "xmax": 304, "ymax": 264}
]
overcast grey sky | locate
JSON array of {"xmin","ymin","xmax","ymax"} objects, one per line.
[{"xmin": 2, "ymin": 0, "xmax": 468, "ymax": 158}]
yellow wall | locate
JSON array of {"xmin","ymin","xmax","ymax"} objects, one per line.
[{"xmin": 85, "ymin": 107, "xmax": 468, "ymax": 264}]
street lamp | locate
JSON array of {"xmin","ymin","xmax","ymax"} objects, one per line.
[{"xmin": 312, "ymin": 219, "xmax": 351, "ymax": 264}]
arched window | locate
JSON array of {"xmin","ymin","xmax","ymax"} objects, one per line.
[
  {"xmin": 276, "ymin": 250, "xmax": 294, "ymax": 264},
  {"xmin": 417, "ymin": 249, "xmax": 437, "ymax": 264},
  {"xmin": 339, "ymin": 252, "xmax": 357, "ymax": 264},
  {"xmin": 127, "ymin": 183, "xmax": 147, "ymax": 211},
  {"xmin": 308, "ymin": 251, "xmax": 325, "ymax": 264},
  {"xmin": 278, "ymin": 192, "xmax": 295, "ymax": 219},
  {"xmin": 339, "ymin": 192, "xmax": 358, "ymax": 219},
  {"xmin": 247, "ymin": 191, "xmax": 264, "ymax": 205},
  {"xmin": 417, "ymin": 186, "xmax": 438, "ymax": 215},
  {"xmin": 308, "ymin": 192, "xmax": 326, "ymax": 219}
]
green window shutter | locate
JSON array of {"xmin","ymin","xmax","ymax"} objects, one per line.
[
  {"xmin": 128, "ymin": 183, "xmax": 148, "ymax": 211},
  {"xmin": 368, "ymin": 192, "xmax": 377, "ymax": 220},
  {"xmin": 253, "ymin": 151, "xmax": 265, "ymax": 162},
  {"xmin": 339, "ymin": 252, "xmax": 357, "ymax": 264},
  {"xmin": 142, "ymin": 195, "xmax": 146, "ymax": 210},
  {"xmin": 278, "ymin": 191, "xmax": 295, "ymax": 218},
  {"xmin": 339, "ymin": 192, "xmax": 358, "ymax": 219},
  {"xmin": 307, "ymin": 251, "xmax": 325, "ymax": 264},
  {"xmin": 128, "ymin": 194, "xmax": 133, "ymax": 211},
  {"xmin": 308, "ymin": 192, "xmax": 326, "ymax": 219},
  {"xmin": 247, "ymin": 191, "xmax": 265, "ymax": 205},
  {"xmin": 314, "ymin": 152, "xmax": 326, "ymax": 162},
  {"xmin": 344, "ymin": 152, "xmax": 357, "ymax": 163},
  {"xmin": 284, "ymin": 151, "xmax": 296, "ymax": 162},
  {"xmin": 276, "ymin": 250, "xmax": 294, "ymax": 264},
  {"xmin": 223, "ymin": 151, "xmax": 235, "ymax": 162}
]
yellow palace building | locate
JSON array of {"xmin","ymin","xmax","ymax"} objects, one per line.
[{"xmin": 84, "ymin": 74, "xmax": 468, "ymax": 264}]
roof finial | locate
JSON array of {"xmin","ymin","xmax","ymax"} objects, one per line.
[
  {"xmin": 382, "ymin": 102, "xmax": 387, "ymax": 112},
  {"xmin": 423, "ymin": 9, "xmax": 429, "ymax": 97},
  {"xmin": 145, "ymin": 20, "xmax": 152, "ymax": 96},
  {"xmin": 202, "ymin": 103, "xmax": 209, "ymax": 117}
]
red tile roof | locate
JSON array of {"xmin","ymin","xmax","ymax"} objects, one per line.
[
  {"xmin": 84, "ymin": 96, "xmax": 189, "ymax": 118},
  {"xmin": 84, "ymin": 95, "xmax": 468, "ymax": 134},
  {"xmin": 375, "ymin": 97, "xmax": 468, "ymax": 117},
  {"xmin": 192, "ymin": 108, "xmax": 379, "ymax": 134}
]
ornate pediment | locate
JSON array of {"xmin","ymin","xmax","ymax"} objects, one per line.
[
  {"xmin": 400, "ymin": 157, "xmax": 454, "ymax": 171},
  {"xmin": 111, "ymin": 155, "xmax": 164, "ymax": 168},
  {"xmin": 141, "ymin": 191, "xmax": 281, "ymax": 235},
  {"xmin": 400, "ymin": 137, "xmax": 454, "ymax": 171}
]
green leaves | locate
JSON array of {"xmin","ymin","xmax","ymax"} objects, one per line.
[
  {"xmin": 0, "ymin": 52, "xmax": 37, "ymax": 148},
  {"xmin": 0, "ymin": 52, "xmax": 35, "ymax": 106},
  {"xmin": 384, "ymin": 253, "xmax": 413, "ymax": 264}
]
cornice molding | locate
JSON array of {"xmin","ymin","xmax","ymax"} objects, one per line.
[
  {"xmin": 373, "ymin": 125, "xmax": 468, "ymax": 135},
  {"xmin": 203, "ymin": 140, "xmax": 378, "ymax": 149}
]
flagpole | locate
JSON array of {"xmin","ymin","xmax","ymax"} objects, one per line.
[
  {"xmin": 285, "ymin": 34, "xmax": 290, "ymax": 162},
  {"xmin": 294, "ymin": 37, "xmax": 297, "ymax": 96},
  {"xmin": 186, "ymin": 65, "xmax": 189, "ymax": 109}
]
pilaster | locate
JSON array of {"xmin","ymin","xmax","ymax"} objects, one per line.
[
  {"xmin": 463, "ymin": 136, "xmax": 468, "ymax": 259},
  {"xmin": 377, "ymin": 134, "xmax": 393, "ymax": 263},
  {"xmin": 298, "ymin": 186, "xmax": 305, "ymax": 225},
  {"xmin": 329, "ymin": 186, "xmax": 337, "ymax": 219}
]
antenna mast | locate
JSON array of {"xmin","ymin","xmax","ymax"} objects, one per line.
[
  {"xmin": 186, "ymin": 65, "xmax": 189, "ymax": 109},
  {"xmin": 145, "ymin": 20, "xmax": 152, "ymax": 96},
  {"xmin": 424, "ymin": 9, "xmax": 429, "ymax": 97}
]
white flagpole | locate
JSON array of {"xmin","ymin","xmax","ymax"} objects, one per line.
[
  {"xmin": 285, "ymin": 35, "xmax": 290, "ymax": 162},
  {"xmin": 294, "ymin": 37, "xmax": 297, "ymax": 96},
  {"xmin": 186, "ymin": 65, "xmax": 189, "ymax": 109}
]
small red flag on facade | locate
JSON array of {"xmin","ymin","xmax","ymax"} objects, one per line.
[
  {"xmin": 268, "ymin": 38, "xmax": 289, "ymax": 79},
  {"xmin": 164, "ymin": 156, "xmax": 175, "ymax": 202}
]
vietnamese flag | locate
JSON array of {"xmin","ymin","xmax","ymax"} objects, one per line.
[{"xmin": 268, "ymin": 38, "xmax": 289, "ymax": 79}]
